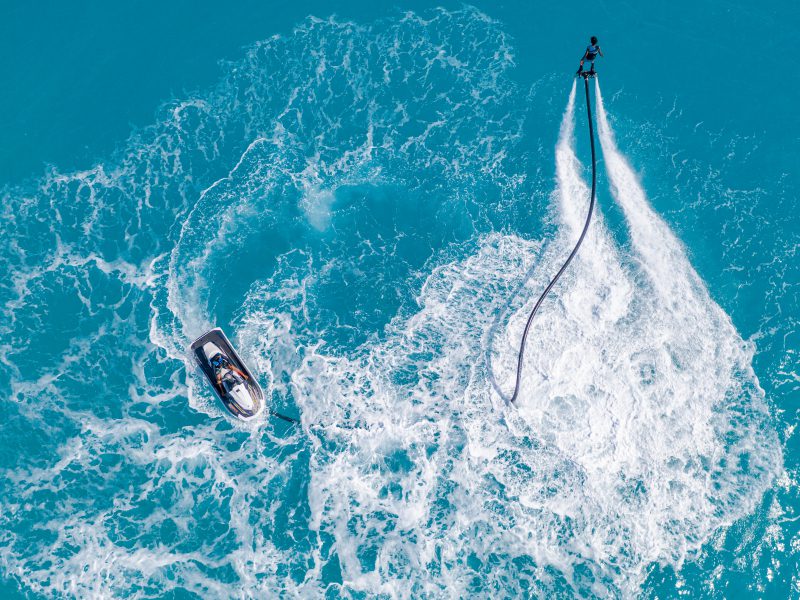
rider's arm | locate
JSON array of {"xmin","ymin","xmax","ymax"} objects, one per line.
[
  {"xmin": 598, "ymin": 46, "xmax": 604, "ymax": 57},
  {"xmin": 230, "ymin": 366, "xmax": 249, "ymax": 379}
]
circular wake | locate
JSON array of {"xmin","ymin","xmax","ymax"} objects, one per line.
[{"xmin": 0, "ymin": 7, "xmax": 781, "ymax": 599}]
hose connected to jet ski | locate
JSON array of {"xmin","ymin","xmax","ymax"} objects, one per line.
[
  {"xmin": 270, "ymin": 409, "xmax": 299, "ymax": 424},
  {"xmin": 509, "ymin": 73, "xmax": 597, "ymax": 404}
]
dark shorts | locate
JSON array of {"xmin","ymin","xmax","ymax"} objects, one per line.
[{"xmin": 586, "ymin": 53, "xmax": 597, "ymax": 62}]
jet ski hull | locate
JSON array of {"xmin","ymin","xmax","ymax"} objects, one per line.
[{"xmin": 190, "ymin": 328, "xmax": 264, "ymax": 420}]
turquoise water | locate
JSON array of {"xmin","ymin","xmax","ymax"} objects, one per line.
[{"xmin": 1, "ymin": 1, "xmax": 798, "ymax": 597}]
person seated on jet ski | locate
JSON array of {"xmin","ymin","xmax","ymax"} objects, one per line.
[
  {"xmin": 577, "ymin": 36, "xmax": 603, "ymax": 75},
  {"xmin": 210, "ymin": 353, "xmax": 249, "ymax": 389}
]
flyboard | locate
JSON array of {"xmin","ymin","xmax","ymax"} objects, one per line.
[{"xmin": 190, "ymin": 328, "xmax": 265, "ymax": 420}]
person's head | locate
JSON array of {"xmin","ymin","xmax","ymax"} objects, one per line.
[
  {"xmin": 591, "ymin": 36, "xmax": 598, "ymax": 45},
  {"xmin": 211, "ymin": 353, "xmax": 225, "ymax": 368}
]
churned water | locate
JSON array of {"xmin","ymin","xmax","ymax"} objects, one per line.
[{"xmin": 1, "ymin": 2, "xmax": 798, "ymax": 598}]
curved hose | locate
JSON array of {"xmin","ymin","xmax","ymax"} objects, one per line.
[{"xmin": 509, "ymin": 75, "xmax": 597, "ymax": 404}]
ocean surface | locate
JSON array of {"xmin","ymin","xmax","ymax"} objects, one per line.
[{"xmin": 1, "ymin": 1, "xmax": 798, "ymax": 597}]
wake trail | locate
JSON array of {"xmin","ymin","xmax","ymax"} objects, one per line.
[
  {"xmin": 594, "ymin": 80, "xmax": 705, "ymax": 300},
  {"xmin": 482, "ymin": 78, "xmax": 781, "ymax": 594},
  {"xmin": 591, "ymin": 74, "xmax": 781, "ymax": 543}
]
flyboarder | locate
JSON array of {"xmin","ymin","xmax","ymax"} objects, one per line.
[{"xmin": 577, "ymin": 36, "xmax": 603, "ymax": 75}]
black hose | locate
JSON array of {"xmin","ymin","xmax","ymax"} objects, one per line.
[
  {"xmin": 270, "ymin": 409, "xmax": 299, "ymax": 425},
  {"xmin": 509, "ymin": 75, "xmax": 597, "ymax": 404}
]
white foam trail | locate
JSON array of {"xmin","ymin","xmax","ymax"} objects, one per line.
[
  {"xmin": 554, "ymin": 80, "xmax": 588, "ymax": 235},
  {"xmin": 514, "ymin": 79, "xmax": 781, "ymax": 590},
  {"xmin": 578, "ymin": 77, "xmax": 781, "ymax": 576},
  {"xmin": 594, "ymin": 80, "xmax": 708, "ymax": 301}
]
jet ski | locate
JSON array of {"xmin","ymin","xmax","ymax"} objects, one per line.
[{"xmin": 190, "ymin": 328, "xmax": 264, "ymax": 420}]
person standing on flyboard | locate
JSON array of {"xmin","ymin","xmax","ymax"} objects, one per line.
[{"xmin": 577, "ymin": 36, "xmax": 603, "ymax": 75}]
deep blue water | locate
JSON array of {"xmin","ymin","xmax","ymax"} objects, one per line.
[{"xmin": 1, "ymin": 1, "xmax": 798, "ymax": 597}]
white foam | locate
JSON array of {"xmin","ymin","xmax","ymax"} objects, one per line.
[
  {"xmin": 290, "ymin": 84, "xmax": 781, "ymax": 596},
  {"xmin": 0, "ymin": 8, "xmax": 782, "ymax": 598},
  {"xmin": 301, "ymin": 186, "xmax": 337, "ymax": 231}
]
